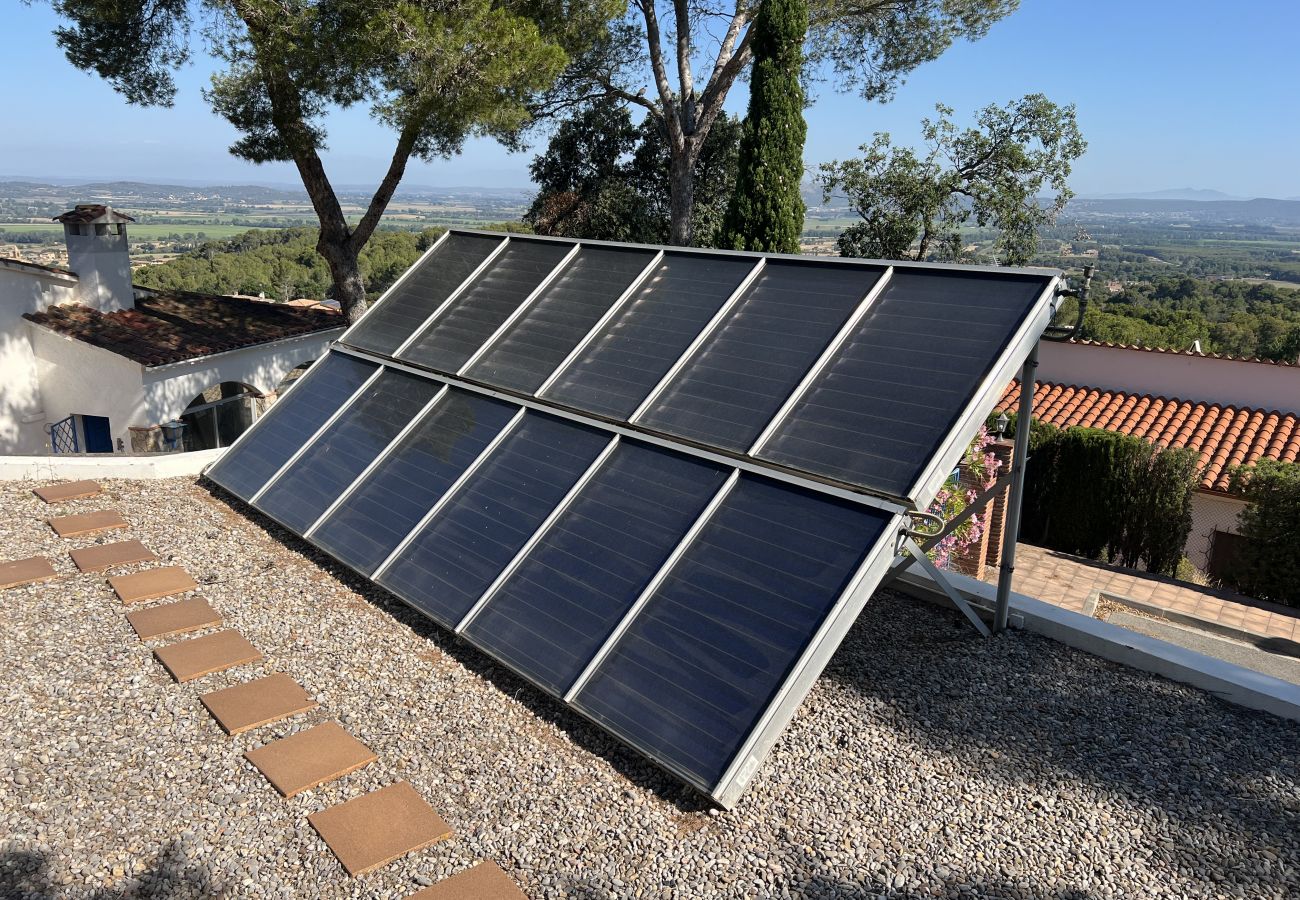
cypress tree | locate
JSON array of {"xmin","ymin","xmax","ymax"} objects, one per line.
[{"xmin": 720, "ymin": 0, "xmax": 809, "ymax": 253}]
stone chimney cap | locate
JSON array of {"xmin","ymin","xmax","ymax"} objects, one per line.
[{"xmin": 53, "ymin": 204, "xmax": 136, "ymax": 225}]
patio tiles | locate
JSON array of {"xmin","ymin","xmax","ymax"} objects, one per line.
[
  {"xmin": 308, "ymin": 781, "xmax": 453, "ymax": 876},
  {"xmin": 154, "ymin": 630, "xmax": 263, "ymax": 682},
  {"xmin": 71, "ymin": 539, "xmax": 157, "ymax": 573},
  {"xmin": 48, "ymin": 509, "xmax": 128, "ymax": 538},
  {"xmin": 199, "ymin": 674, "xmax": 319, "ymax": 735},
  {"xmin": 110, "ymin": 565, "xmax": 198, "ymax": 604},
  {"xmin": 0, "ymin": 556, "xmax": 58, "ymax": 590},
  {"xmin": 405, "ymin": 861, "xmax": 527, "ymax": 899},
  {"xmin": 126, "ymin": 596, "xmax": 222, "ymax": 640},
  {"xmin": 245, "ymin": 722, "xmax": 378, "ymax": 797},
  {"xmin": 33, "ymin": 480, "xmax": 103, "ymax": 503}
]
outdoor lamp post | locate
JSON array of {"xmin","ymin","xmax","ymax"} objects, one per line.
[{"xmin": 995, "ymin": 412, "xmax": 1010, "ymax": 440}]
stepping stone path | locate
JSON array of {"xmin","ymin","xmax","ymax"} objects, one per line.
[
  {"xmin": 199, "ymin": 674, "xmax": 319, "ymax": 735},
  {"xmin": 307, "ymin": 781, "xmax": 454, "ymax": 876},
  {"xmin": 24, "ymin": 480, "xmax": 533, "ymax": 896},
  {"xmin": 1, "ymin": 556, "xmax": 58, "ymax": 590},
  {"xmin": 245, "ymin": 722, "xmax": 378, "ymax": 798},
  {"xmin": 109, "ymin": 565, "xmax": 198, "ymax": 604},
  {"xmin": 48, "ymin": 509, "xmax": 128, "ymax": 538},
  {"xmin": 71, "ymin": 539, "xmax": 157, "ymax": 573}
]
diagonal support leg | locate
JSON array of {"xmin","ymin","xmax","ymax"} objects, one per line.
[{"xmin": 893, "ymin": 537, "xmax": 992, "ymax": 637}]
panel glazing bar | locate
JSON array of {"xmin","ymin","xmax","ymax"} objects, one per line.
[
  {"xmin": 629, "ymin": 258, "xmax": 766, "ymax": 422},
  {"xmin": 746, "ymin": 266, "xmax": 894, "ymax": 456},
  {"xmin": 535, "ymin": 250, "xmax": 665, "ymax": 398},
  {"xmin": 391, "ymin": 235, "xmax": 513, "ymax": 357},
  {"xmin": 454, "ymin": 434, "xmax": 622, "ymax": 633},
  {"xmin": 456, "ymin": 242, "xmax": 583, "ymax": 375},
  {"xmin": 249, "ymin": 365, "xmax": 386, "ymax": 504},
  {"xmin": 562, "ymin": 469, "xmax": 741, "ymax": 702},
  {"xmin": 369, "ymin": 405, "xmax": 527, "ymax": 580},
  {"xmin": 330, "ymin": 344, "xmax": 909, "ymax": 516},
  {"xmin": 336, "ymin": 229, "xmax": 451, "ymax": 346},
  {"xmin": 302, "ymin": 385, "xmax": 449, "ymax": 539}
]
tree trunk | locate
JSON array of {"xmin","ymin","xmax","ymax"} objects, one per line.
[
  {"xmin": 668, "ymin": 150, "xmax": 696, "ymax": 246},
  {"xmin": 321, "ymin": 243, "xmax": 368, "ymax": 323}
]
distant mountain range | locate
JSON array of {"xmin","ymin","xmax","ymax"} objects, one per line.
[{"xmin": 1080, "ymin": 188, "xmax": 1248, "ymax": 202}]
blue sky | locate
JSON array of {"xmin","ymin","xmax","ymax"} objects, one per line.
[{"xmin": 2, "ymin": 1, "xmax": 1297, "ymax": 197}]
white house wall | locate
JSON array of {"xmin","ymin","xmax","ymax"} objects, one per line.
[
  {"xmin": 141, "ymin": 328, "xmax": 344, "ymax": 426},
  {"xmin": 0, "ymin": 267, "xmax": 79, "ymax": 453},
  {"xmin": 1037, "ymin": 341, "xmax": 1300, "ymax": 416},
  {"xmin": 1187, "ymin": 490, "xmax": 1247, "ymax": 573},
  {"xmin": 28, "ymin": 322, "xmax": 146, "ymax": 451}
]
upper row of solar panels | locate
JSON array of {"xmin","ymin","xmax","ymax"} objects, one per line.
[{"xmin": 342, "ymin": 232, "xmax": 1056, "ymax": 506}]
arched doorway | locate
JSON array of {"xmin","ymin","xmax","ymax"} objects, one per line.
[{"xmin": 179, "ymin": 382, "xmax": 263, "ymax": 451}]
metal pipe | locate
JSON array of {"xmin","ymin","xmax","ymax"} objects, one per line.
[{"xmin": 994, "ymin": 342, "xmax": 1039, "ymax": 632}]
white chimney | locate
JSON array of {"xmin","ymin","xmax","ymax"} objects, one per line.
[{"xmin": 56, "ymin": 204, "xmax": 135, "ymax": 312}]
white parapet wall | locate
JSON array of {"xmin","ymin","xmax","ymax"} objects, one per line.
[{"xmin": 0, "ymin": 448, "xmax": 225, "ymax": 481}]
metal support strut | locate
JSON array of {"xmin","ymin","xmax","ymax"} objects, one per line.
[{"xmin": 994, "ymin": 342, "xmax": 1039, "ymax": 632}]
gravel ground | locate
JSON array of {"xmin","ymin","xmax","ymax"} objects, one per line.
[{"xmin": 1, "ymin": 476, "xmax": 1297, "ymax": 899}]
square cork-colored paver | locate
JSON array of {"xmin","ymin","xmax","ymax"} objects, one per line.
[
  {"xmin": 245, "ymin": 722, "xmax": 378, "ymax": 797},
  {"xmin": 126, "ymin": 596, "xmax": 222, "ymax": 640},
  {"xmin": 308, "ymin": 781, "xmax": 453, "ymax": 877},
  {"xmin": 406, "ymin": 861, "xmax": 527, "ymax": 900},
  {"xmin": 33, "ymin": 480, "xmax": 102, "ymax": 503},
  {"xmin": 71, "ymin": 539, "xmax": 157, "ymax": 573},
  {"xmin": 48, "ymin": 509, "xmax": 128, "ymax": 538},
  {"xmin": 199, "ymin": 673, "xmax": 319, "ymax": 735},
  {"xmin": 0, "ymin": 557, "xmax": 58, "ymax": 590},
  {"xmin": 153, "ymin": 630, "xmax": 262, "ymax": 683},
  {"xmin": 109, "ymin": 565, "xmax": 198, "ymax": 604}
]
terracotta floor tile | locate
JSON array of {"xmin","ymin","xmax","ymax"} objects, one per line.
[
  {"xmin": 405, "ymin": 861, "xmax": 526, "ymax": 899},
  {"xmin": 245, "ymin": 722, "xmax": 377, "ymax": 797},
  {"xmin": 0, "ymin": 557, "xmax": 58, "ymax": 590},
  {"xmin": 153, "ymin": 630, "xmax": 262, "ymax": 682},
  {"xmin": 70, "ymin": 540, "xmax": 157, "ymax": 573},
  {"xmin": 308, "ymin": 782, "xmax": 453, "ymax": 876},
  {"xmin": 199, "ymin": 674, "xmax": 318, "ymax": 735},
  {"xmin": 125, "ymin": 596, "xmax": 221, "ymax": 640},
  {"xmin": 33, "ymin": 480, "xmax": 102, "ymax": 503},
  {"xmin": 48, "ymin": 509, "xmax": 127, "ymax": 538},
  {"xmin": 110, "ymin": 566, "xmax": 197, "ymax": 604}
]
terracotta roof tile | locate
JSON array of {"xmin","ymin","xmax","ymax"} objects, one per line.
[
  {"xmin": 997, "ymin": 380, "xmax": 1300, "ymax": 492},
  {"xmin": 24, "ymin": 293, "xmax": 343, "ymax": 367}
]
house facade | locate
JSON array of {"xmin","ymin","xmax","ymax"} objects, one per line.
[{"xmin": 0, "ymin": 205, "xmax": 345, "ymax": 455}]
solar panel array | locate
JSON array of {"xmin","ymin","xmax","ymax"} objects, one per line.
[{"xmin": 206, "ymin": 230, "xmax": 1058, "ymax": 806}]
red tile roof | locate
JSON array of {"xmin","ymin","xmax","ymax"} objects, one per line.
[
  {"xmin": 25, "ymin": 293, "xmax": 343, "ymax": 367},
  {"xmin": 996, "ymin": 380, "xmax": 1300, "ymax": 493},
  {"xmin": 53, "ymin": 205, "xmax": 136, "ymax": 225},
  {"xmin": 1068, "ymin": 338, "xmax": 1297, "ymax": 367},
  {"xmin": 0, "ymin": 257, "xmax": 78, "ymax": 279}
]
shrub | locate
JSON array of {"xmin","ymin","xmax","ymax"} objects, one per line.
[{"xmin": 1225, "ymin": 460, "xmax": 1300, "ymax": 607}]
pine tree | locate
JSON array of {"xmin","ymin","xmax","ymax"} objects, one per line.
[{"xmin": 720, "ymin": 0, "xmax": 808, "ymax": 253}]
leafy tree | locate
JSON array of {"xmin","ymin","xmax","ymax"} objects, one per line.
[
  {"xmin": 719, "ymin": 0, "xmax": 807, "ymax": 253},
  {"xmin": 46, "ymin": 0, "xmax": 617, "ymax": 321},
  {"xmin": 525, "ymin": 98, "xmax": 741, "ymax": 245},
  {"xmin": 1225, "ymin": 460, "xmax": 1300, "ymax": 607},
  {"xmin": 542, "ymin": 0, "xmax": 1019, "ymax": 245},
  {"xmin": 820, "ymin": 94, "xmax": 1086, "ymax": 265}
]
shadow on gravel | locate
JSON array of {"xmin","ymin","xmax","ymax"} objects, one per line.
[
  {"xmin": 198, "ymin": 482, "xmax": 714, "ymax": 813},
  {"xmin": 822, "ymin": 592, "xmax": 1300, "ymax": 896},
  {"xmin": 0, "ymin": 841, "xmax": 217, "ymax": 898}
]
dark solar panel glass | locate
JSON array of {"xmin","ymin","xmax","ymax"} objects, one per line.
[
  {"xmin": 311, "ymin": 389, "xmax": 519, "ymax": 574},
  {"xmin": 758, "ymin": 270, "xmax": 1045, "ymax": 497},
  {"xmin": 205, "ymin": 352, "xmax": 377, "ymax": 501},
  {"xmin": 465, "ymin": 246, "xmax": 657, "ymax": 394},
  {"xmin": 638, "ymin": 261, "xmax": 883, "ymax": 451},
  {"xmin": 255, "ymin": 370, "xmax": 440, "ymax": 533},
  {"xmin": 465, "ymin": 442, "xmax": 729, "ymax": 694},
  {"xmin": 399, "ymin": 239, "xmax": 574, "ymax": 373},
  {"xmin": 573, "ymin": 475, "xmax": 890, "ymax": 788},
  {"xmin": 542, "ymin": 254, "xmax": 757, "ymax": 418},
  {"xmin": 377, "ymin": 413, "xmax": 610, "ymax": 628},
  {"xmin": 345, "ymin": 233, "xmax": 504, "ymax": 356}
]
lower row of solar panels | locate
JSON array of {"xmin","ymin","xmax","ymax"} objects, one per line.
[{"xmin": 206, "ymin": 351, "xmax": 901, "ymax": 800}]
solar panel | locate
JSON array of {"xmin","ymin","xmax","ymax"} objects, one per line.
[{"xmin": 210, "ymin": 230, "xmax": 1060, "ymax": 806}]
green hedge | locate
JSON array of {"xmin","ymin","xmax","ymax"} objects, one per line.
[{"xmin": 1225, "ymin": 460, "xmax": 1300, "ymax": 607}]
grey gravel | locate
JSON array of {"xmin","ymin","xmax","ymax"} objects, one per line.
[{"xmin": 1, "ymin": 476, "xmax": 1298, "ymax": 899}]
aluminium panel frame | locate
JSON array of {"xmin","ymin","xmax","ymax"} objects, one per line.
[{"xmin": 334, "ymin": 229, "xmax": 452, "ymax": 348}]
